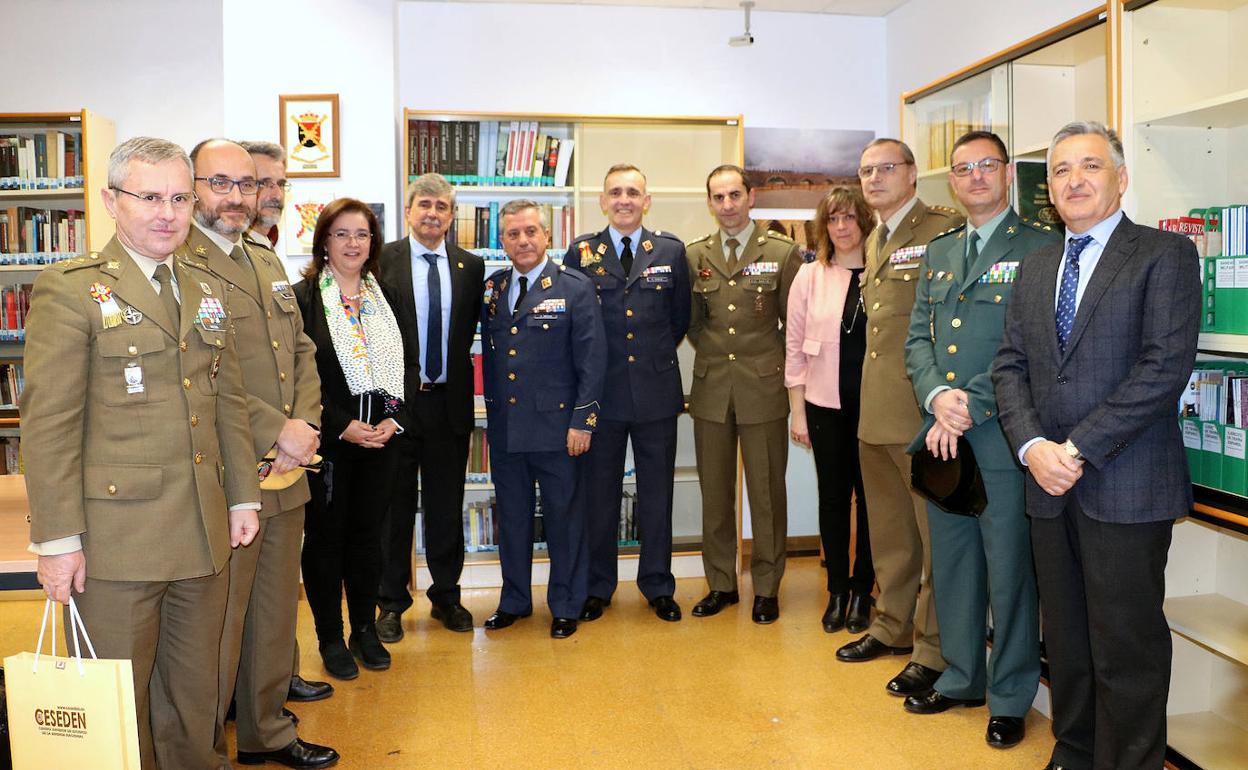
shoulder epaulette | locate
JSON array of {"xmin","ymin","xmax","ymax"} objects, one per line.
[
  {"xmin": 1018, "ymin": 216, "xmax": 1055, "ymax": 233},
  {"xmin": 572, "ymin": 232, "xmax": 600, "ymax": 245},
  {"xmin": 764, "ymin": 228, "xmax": 794, "ymax": 243},
  {"xmin": 243, "ymin": 234, "xmax": 276, "ymax": 253},
  {"xmin": 929, "ymin": 204, "xmax": 962, "ymax": 218},
  {"xmin": 686, "ymin": 233, "xmax": 714, "ymax": 248},
  {"xmin": 53, "ymin": 254, "xmax": 100, "ymax": 272},
  {"xmin": 929, "ymin": 223, "xmax": 967, "ymax": 243},
  {"xmin": 652, "ymin": 230, "xmax": 681, "ymax": 241}
]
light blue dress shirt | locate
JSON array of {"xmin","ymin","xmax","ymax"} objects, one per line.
[
  {"xmin": 608, "ymin": 225, "xmax": 642, "ymax": 274},
  {"xmin": 507, "ymin": 256, "xmax": 549, "ymax": 314},
  {"xmin": 409, "ymin": 236, "xmax": 452, "ymax": 384}
]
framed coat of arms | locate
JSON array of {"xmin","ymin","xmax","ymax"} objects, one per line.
[{"xmin": 279, "ymin": 94, "xmax": 340, "ymax": 178}]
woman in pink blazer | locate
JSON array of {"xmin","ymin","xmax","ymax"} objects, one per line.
[{"xmin": 786, "ymin": 186, "xmax": 875, "ymax": 634}]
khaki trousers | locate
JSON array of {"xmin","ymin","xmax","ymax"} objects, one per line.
[{"xmin": 858, "ymin": 440, "xmax": 943, "ymax": 670}]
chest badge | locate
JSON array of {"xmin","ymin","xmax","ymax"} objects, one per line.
[{"xmin": 122, "ymin": 305, "xmax": 144, "ymax": 325}]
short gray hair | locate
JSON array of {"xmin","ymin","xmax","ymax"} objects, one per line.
[
  {"xmin": 239, "ymin": 140, "xmax": 285, "ymax": 164},
  {"xmin": 498, "ymin": 199, "xmax": 547, "ymax": 230},
  {"xmin": 406, "ymin": 172, "xmax": 456, "ymax": 209},
  {"xmin": 1048, "ymin": 121, "xmax": 1125, "ymax": 169},
  {"xmin": 862, "ymin": 137, "xmax": 916, "ymax": 166},
  {"xmin": 108, "ymin": 137, "xmax": 192, "ymax": 190}
]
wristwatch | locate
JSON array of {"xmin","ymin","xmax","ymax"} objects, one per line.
[{"xmin": 1063, "ymin": 439, "xmax": 1083, "ymax": 461}]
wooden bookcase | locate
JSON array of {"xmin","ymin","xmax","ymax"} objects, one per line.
[
  {"xmin": 0, "ymin": 110, "xmax": 114, "ymax": 595},
  {"xmin": 401, "ymin": 110, "xmax": 743, "ymax": 586}
]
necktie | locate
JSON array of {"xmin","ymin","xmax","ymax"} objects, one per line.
[
  {"xmin": 153, "ymin": 263, "xmax": 180, "ymax": 329},
  {"xmin": 231, "ymin": 244, "xmax": 262, "ymax": 297},
  {"xmin": 514, "ymin": 275, "xmax": 528, "ymax": 314},
  {"xmin": 725, "ymin": 237, "xmax": 740, "ymax": 273},
  {"xmin": 423, "ymin": 253, "xmax": 443, "ymax": 382},
  {"xmin": 965, "ymin": 232, "xmax": 980, "ymax": 275},
  {"xmin": 877, "ymin": 224, "xmax": 890, "ymax": 256},
  {"xmin": 1056, "ymin": 235, "xmax": 1093, "ymax": 353},
  {"xmin": 620, "ymin": 235, "xmax": 634, "ymax": 276}
]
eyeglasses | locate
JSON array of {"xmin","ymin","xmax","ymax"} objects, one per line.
[
  {"xmin": 194, "ymin": 175, "xmax": 259, "ymax": 195},
  {"xmin": 857, "ymin": 161, "xmax": 913, "ymax": 179},
  {"xmin": 330, "ymin": 230, "xmax": 372, "ymax": 244},
  {"xmin": 110, "ymin": 187, "xmax": 197, "ymax": 210},
  {"xmin": 951, "ymin": 158, "xmax": 1006, "ymax": 177},
  {"xmin": 258, "ymin": 179, "xmax": 291, "ymax": 191},
  {"xmin": 1050, "ymin": 159, "xmax": 1110, "ymax": 180}
]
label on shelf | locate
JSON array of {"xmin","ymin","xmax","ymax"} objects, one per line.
[
  {"xmin": 1227, "ymin": 427, "xmax": 1246, "ymax": 460},
  {"xmin": 1204, "ymin": 422, "xmax": 1223, "ymax": 453},
  {"xmin": 1184, "ymin": 421, "xmax": 1203, "ymax": 450}
]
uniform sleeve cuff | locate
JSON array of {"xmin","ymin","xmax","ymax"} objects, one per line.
[
  {"xmin": 28, "ymin": 535, "xmax": 83, "ymax": 556},
  {"xmin": 924, "ymin": 386, "xmax": 951, "ymax": 414}
]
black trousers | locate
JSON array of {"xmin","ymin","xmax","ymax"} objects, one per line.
[
  {"xmin": 379, "ymin": 389, "xmax": 471, "ymax": 610},
  {"xmin": 302, "ymin": 440, "xmax": 397, "ymax": 644},
  {"xmin": 1030, "ymin": 497, "xmax": 1173, "ymax": 770},
  {"xmin": 806, "ymin": 397, "xmax": 874, "ymax": 596}
]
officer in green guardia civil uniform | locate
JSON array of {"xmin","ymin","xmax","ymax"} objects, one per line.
[{"xmin": 900, "ymin": 131, "xmax": 1057, "ymax": 751}]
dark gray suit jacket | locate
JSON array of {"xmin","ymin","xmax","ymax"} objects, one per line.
[{"xmin": 991, "ymin": 214, "xmax": 1201, "ymax": 523}]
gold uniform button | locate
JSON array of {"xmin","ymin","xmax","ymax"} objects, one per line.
[
  {"xmin": 283, "ymin": 404, "xmax": 292, "ymax": 415},
  {"xmin": 871, "ymin": 302, "xmax": 880, "ymax": 311},
  {"xmin": 985, "ymin": 410, "xmax": 993, "ymax": 417},
  {"xmin": 946, "ymin": 371, "xmax": 956, "ymax": 382},
  {"xmin": 542, "ymin": 323, "xmax": 550, "ymax": 330},
  {"xmin": 727, "ymin": 304, "xmax": 736, "ymax": 312},
  {"xmin": 728, "ymin": 280, "xmax": 736, "ymax": 286},
  {"xmin": 279, "ymin": 372, "xmax": 287, "ymax": 381},
  {"xmin": 510, "ymin": 326, "xmax": 518, "ymax": 335},
  {"xmin": 107, "ymin": 484, "xmax": 117, "ymax": 496},
  {"xmin": 508, "ymin": 373, "xmax": 516, "ymax": 381},
  {"xmin": 127, "ymin": 345, "xmax": 138, "ymax": 355},
  {"xmin": 871, "ymin": 327, "xmax": 879, "ymax": 335},
  {"xmin": 267, "ymin": 310, "xmax": 273, "ymax": 319},
  {"xmin": 271, "ymin": 340, "xmax": 280, "ymax": 350},
  {"xmin": 870, "ymin": 351, "xmax": 878, "ymax": 359},
  {"xmin": 947, "ymin": 344, "xmax": 957, "ymax": 354},
  {"xmin": 628, "ymin": 355, "xmax": 636, "ymax": 363},
  {"xmin": 179, "ymin": 341, "xmax": 188, "ymax": 352},
  {"xmin": 194, "ymin": 452, "xmax": 204, "ymax": 464},
  {"xmin": 728, "ymin": 327, "xmax": 736, "ymax": 335},
  {"xmin": 728, "ymin": 353, "xmax": 737, "ymax": 361},
  {"xmin": 508, "ymin": 396, "xmax": 517, "ymax": 405},
  {"xmin": 626, "ymin": 309, "xmax": 634, "ymax": 317},
  {"xmin": 508, "ymin": 349, "xmax": 517, "ymax": 357},
  {"xmin": 928, "ymin": 297, "xmax": 935, "ymax": 305},
  {"xmin": 874, "ymin": 278, "xmax": 881, "ymax": 286},
  {"xmin": 951, "ymin": 318, "xmax": 962, "ymax": 328},
  {"xmin": 903, "ymin": 274, "xmax": 911, "ymax": 282},
  {"xmin": 183, "ymin": 378, "xmax": 192, "ymax": 389},
  {"xmin": 190, "ymin": 414, "xmax": 199, "ymax": 427},
  {"xmin": 958, "ymin": 294, "xmax": 966, "ymax": 302},
  {"xmin": 559, "ymin": 403, "xmax": 565, "ymax": 409},
  {"xmin": 626, "ymin": 332, "xmax": 635, "ymax": 340},
  {"xmin": 994, "ymin": 294, "xmax": 1003, "ymax": 303}
]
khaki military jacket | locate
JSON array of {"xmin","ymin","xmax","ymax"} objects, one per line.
[
  {"xmin": 859, "ymin": 198, "xmax": 965, "ymax": 445},
  {"xmin": 22, "ymin": 237, "xmax": 261, "ymax": 581},
  {"xmin": 686, "ymin": 222, "xmax": 802, "ymax": 425},
  {"xmin": 186, "ymin": 226, "xmax": 320, "ymax": 517}
]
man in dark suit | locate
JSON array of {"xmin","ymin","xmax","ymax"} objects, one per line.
[
  {"xmin": 377, "ymin": 172, "xmax": 484, "ymax": 638},
  {"xmin": 481, "ymin": 199, "xmax": 606, "ymax": 639},
  {"xmin": 563, "ymin": 164, "xmax": 690, "ymax": 623},
  {"xmin": 992, "ymin": 121, "xmax": 1201, "ymax": 770}
]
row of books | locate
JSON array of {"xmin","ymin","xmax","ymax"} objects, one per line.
[
  {"xmin": 0, "ymin": 252, "xmax": 80, "ymax": 266},
  {"xmin": 450, "ymin": 203, "xmax": 575, "ymax": 253},
  {"xmin": 0, "ymin": 363, "xmax": 24, "ymax": 409},
  {"xmin": 407, "ymin": 120, "xmax": 575, "ymax": 187},
  {"xmin": 0, "ymin": 284, "xmax": 32, "ymax": 342},
  {"xmin": 0, "ymin": 437, "xmax": 20, "ymax": 475},
  {"xmin": 920, "ymin": 99, "xmax": 993, "ymax": 171},
  {"xmin": 1160, "ymin": 210, "xmax": 1233, "ymax": 333},
  {"xmin": 0, "ymin": 207, "xmax": 85, "ymax": 255},
  {"xmin": 409, "ymin": 493, "xmax": 643, "ymax": 554},
  {"xmin": 466, "ymin": 427, "xmax": 489, "ymax": 483},
  {"xmin": 0, "ymin": 132, "xmax": 82, "ymax": 189},
  {"xmin": 1181, "ymin": 363, "xmax": 1248, "ymax": 495}
]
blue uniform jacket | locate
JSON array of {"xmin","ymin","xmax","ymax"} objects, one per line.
[
  {"xmin": 563, "ymin": 226, "xmax": 690, "ymax": 422},
  {"xmin": 481, "ymin": 260, "xmax": 607, "ymax": 453}
]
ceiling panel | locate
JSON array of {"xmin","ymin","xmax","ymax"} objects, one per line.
[{"xmin": 406, "ymin": 0, "xmax": 912, "ymax": 17}]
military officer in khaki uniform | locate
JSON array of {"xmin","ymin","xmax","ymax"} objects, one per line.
[
  {"xmin": 184, "ymin": 140, "xmax": 338, "ymax": 770},
  {"xmin": 25, "ymin": 137, "xmax": 261, "ymax": 770},
  {"xmin": 835, "ymin": 139, "xmax": 964, "ymax": 699},
  {"xmin": 687, "ymin": 164, "xmax": 802, "ymax": 624}
]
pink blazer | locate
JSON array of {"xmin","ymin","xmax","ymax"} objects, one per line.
[{"xmin": 785, "ymin": 259, "xmax": 854, "ymax": 409}]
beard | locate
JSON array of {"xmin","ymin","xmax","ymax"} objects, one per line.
[
  {"xmin": 254, "ymin": 207, "xmax": 282, "ymax": 228},
  {"xmin": 194, "ymin": 204, "xmax": 252, "ymax": 237}
]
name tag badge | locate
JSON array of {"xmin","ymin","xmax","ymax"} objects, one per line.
[{"xmin": 124, "ymin": 364, "xmax": 144, "ymax": 394}]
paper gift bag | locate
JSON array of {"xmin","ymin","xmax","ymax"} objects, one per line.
[{"xmin": 3, "ymin": 598, "xmax": 140, "ymax": 770}]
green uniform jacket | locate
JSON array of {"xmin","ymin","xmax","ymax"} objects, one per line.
[
  {"xmin": 187, "ymin": 226, "xmax": 321, "ymax": 517},
  {"xmin": 860, "ymin": 198, "xmax": 964, "ymax": 445},
  {"xmin": 904, "ymin": 208, "xmax": 1059, "ymax": 470},
  {"xmin": 22, "ymin": 237, "xmax": 261, "ymax": 581},
  {"xmin": 686, "ymin": 223, "xmax": 803, "ymax": 425}
]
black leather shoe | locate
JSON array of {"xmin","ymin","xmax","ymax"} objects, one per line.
[
  {"xmin": 1042, "ymin": 763, "xmax": 1069, "ymax": 770},
  {"xmin": 986, "ymin": 716, "xmax": 1026, "ymax": 748},
  {"xmin": 822, "ymin": 592, "xmax": 849, "ymax": 633},
  {"xmin": 288, "ymin": 675, "xmax": 333, "ymax": 703},
  {"xmin": 835, "ymin": 634, "xmax": 913, "ymax": 662},
  {"xmin": 752, "ymin": 595, "xmax": 780, "ymax": 624},
  {"xmin": 318, "ymin": 640, "xmax": 358, "ymax": 681},
  {"xmin": 283, "ymin": 707, "xmax": 299, "ymax": 727},
  {"xmin": 550, "ymin": 617, "xmax": 577, "ymax": 639},
  {"xmin": 431, "ymin": 602, "xmax": 474, "ymax": 632},
  {"xmin": 887, "ymin": 662, "xmax": 943, "ymax": 696},
  {"xmin": 649, "ymin": 595, "xmax": 682, "ymax": 622},
  {"xmin": 846, "ymin": 593, "xmax": 873, "ymax": 634},
  {"xmin": 579, "ymin": 596, "xmax": 609, "ymax": 621},
  {"xmin": 348, "ymin": 628, "xmax": 390, "ymax": 671},
  {"xmin": 237, "ymin": 737, "xmax": 340, "ymax": 768},
  {"xmin": 691, "ymin": 590, "xmax": 740, "ymax": 617},
  {"xmin": 903, "ymin": 688, "xmax": 986, "ymax": 714},
  {"xmin": 374, "ymin": 610, "xmax": 403, "ymax": 643},
  {"xmin": 484, "ymin": 609, "xmax": 531, "ymax": 630}
]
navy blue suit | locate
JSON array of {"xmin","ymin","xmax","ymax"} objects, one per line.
[
  {"xmin": 563, "ymin": 227, "xmax": 690, "ymax": 601},
  {"xmin": 481, "ymin": 259, "xmax": 606, "ymax": 619}
]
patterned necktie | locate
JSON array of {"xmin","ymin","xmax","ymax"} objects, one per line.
[
  {"xmin": 153, "ymin": 263, "xmax": 180, "ymax": 329},
  {"xmin": 725, "ymin": 237, "xmax": 740, "ymax": 273},
  {"xmin": 620, "ymin": 235, "xmax": 634, "ymax": 276},
  {"xmin": 514, "ymin": 275, "xmax": 528, "ymax": 314},
  {"xmin": 422, "ymin": 253, "xmax": 443, "ymax": 382},
  {"xmin": 1055, "ymin": 235, "xmax": 1094, "ymax": 353}
]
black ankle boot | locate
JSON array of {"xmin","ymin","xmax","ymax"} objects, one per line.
[
  {"xmin": 822, "ymin": 592, "xmax": 849, "ymax": 633},
  {"xmin": 846, "ymin": 592, "xmax": 873, "ymax": 634}
]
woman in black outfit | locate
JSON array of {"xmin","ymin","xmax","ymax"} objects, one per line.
[
  {"xmin": 294, "ymin": 198, "xmax": 418, "ymax": 680},
  {"xmin": 785, "ymin": 186, "xmax": 876, "ymax": 634}
]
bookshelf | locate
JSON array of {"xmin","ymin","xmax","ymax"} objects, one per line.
[
  {"xmin": 402, "ymin": 110, "xmax": 744, "ymax": 586},
  {"xmin": 0, "ymin": 111, "xmax": 113, "ymax": 591}
]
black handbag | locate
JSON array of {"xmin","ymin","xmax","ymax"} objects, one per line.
[{"xmin": 910, "ymin": 435, "xmax": 989, "ymax": 516}]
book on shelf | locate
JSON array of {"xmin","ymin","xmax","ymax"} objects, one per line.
[
  {"xmin": 466, "ymin": 426, "xmax": 489, "ymax": 483},
  {"xmin": 0, "ymin": 206, "xmax": 84, "ymax": 256},
  {"xmin": 448, "ymin": 203, "xmax": 573, "ymax": 252},
  {"xmin": 0, "ymin": 284, "xmax": 31, "ymax": 342},
  {"xmin": 0, "ymin": 437, "xmax": 20, "ymax": 475},
  {"xmin": 1015, "ymin": 160, "xmax": 1062, "ymax": 229},
  {"xmin": 1180, "ymin": 362, "xmax": 1248, "ymax": 496},
  {"xmin": 0, "ymin": 131, "xmax": 83, "ymax": 190},
  {"xmin": 472, "ymin": 353, "xmax": 483, "ymax": 396},
  {"xmin": 408, "ymin": 119, "xmax": 574, "ymax": 187},
  {"xmin": 0, "ymin": 362, "xmax": 23, "ymax": 409}
]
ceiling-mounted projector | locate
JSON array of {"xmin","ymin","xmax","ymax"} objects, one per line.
[{"xmin": 730, "ymin": 1, "xmax": 755, "ymax": 47}]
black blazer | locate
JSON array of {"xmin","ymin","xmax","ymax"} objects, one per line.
[
  {"xmin": 293, "ymin": 274, "xmax": 420, "ymax": 454},
  {"xmin": 992, "ymin": 214, "xmax": 1201, "ymax": 523},
  {"xmin": 378, "ymin": 237, "xmax": 485, "ymax": 435}
]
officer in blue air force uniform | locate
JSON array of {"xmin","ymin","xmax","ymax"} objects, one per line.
[
  {"xmin": 480, "ymin": 199, "xmax": 607, "ymax": 639},
  {"xmin": 563, "ymin": 163, "xmax": 691, "ymax": 623}
]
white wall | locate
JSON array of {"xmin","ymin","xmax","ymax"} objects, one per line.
[
  {"xmin": 0, "ymin": 0, "xmax": 224, "ymax": 149},
  {"xmin": 885, "ymin": 0, "xmax": 1105, "ymax": 136}
]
